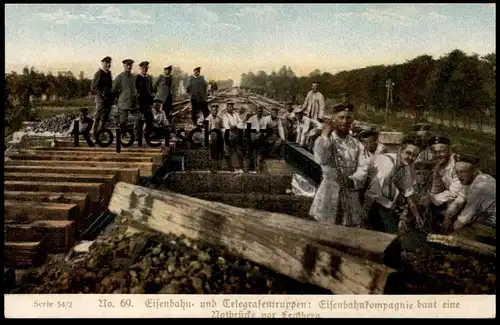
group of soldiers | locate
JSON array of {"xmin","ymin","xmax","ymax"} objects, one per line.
[
  {"xmin": 84, "ymin": 56, "xmax": 213, "ymax": 139},
  {"xmin": 307, "ymin": 104, "xmax": 496, "ymax": 244}
]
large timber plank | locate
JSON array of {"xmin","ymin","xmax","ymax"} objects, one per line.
[{"xmin": 4, "ymin": 200, "xmax": 80, "ymax": 223}]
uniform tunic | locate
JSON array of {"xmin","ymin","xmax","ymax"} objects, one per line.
[
  {"xmin": 113, "ymin": 71, "xmax": 139, "ymax": 111},
  {"xmin": 154, "ymin": 74, "xmax": 173, "ymax": 114},
  {"xmin": 186, "ymin": 75, "xmax": 209, "ymax": 123},
  {"xmin": 296, "ymin": 117, "xmax": 322, "ymax": 147},
  {"xmin": 430, "ymin": 155, "xmax": 466, "ymax": 208},
  {"xmin": 204, "ymin": 114, "xmax": 223, "ymax": 160},
  {"xmin": 301, "ymin": 90, "xmax": 326, "ymax": 121},
  {"xmin": 222, "ymin": 112, "xmax": 244, "ymax": 158},
  {"xmin": 91, "ymin": 68, "xmax": 113, "ymax": 131},
  {"xmin": 309, "ymin": 132, "xmax": 370, "ymax": 226},
  {"xmin": 456, "ymin": 173, "xmax": 496, "ymax": 228}
]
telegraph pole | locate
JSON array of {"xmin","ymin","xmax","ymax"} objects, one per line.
[{"xmin": 385, "ymin": 79, "xmax": 394, "ymax": 127}]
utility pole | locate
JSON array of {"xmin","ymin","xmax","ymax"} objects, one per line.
[{"xmin": 385, "ymin": 79, "xmax": 394, "ymax": 127}]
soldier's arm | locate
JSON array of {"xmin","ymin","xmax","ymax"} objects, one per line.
[
  {"xmin": 349, "ymin": 141, "xmax": 370, "ymax": 190},
  {"xmin": 431, "ymin": 171, "xmax": 466, "ymax": 207},
  {"xmin": 301, "ymin": 91, "xmax": 310, "ymax": 110},
  {"xmin": 318, "ymin": 93, "xmax": 326, "ymax": 121},
  {"xmin": 112, "ymin": 75, "xmax": 121, "ymax": 104},
  {"xmin": 149, "ymin": 76, "xmax": 154, "ymax": 96},
  {"xmin": 153, "ymin": 76, "xmax": 161, "ymax": 93},
  {"xmin": 186, "ymin": 77, "xmax": 192, "ymax": 94},
  {"xmin": 278, "ymin": 120, "xmax": 285, "ymax": 140},
  {"xmin": 91, "ymin": 71, "xmax": 100, "ymax": 95}
]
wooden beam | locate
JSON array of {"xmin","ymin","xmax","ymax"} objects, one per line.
[
  {"xmin": 108, "ymin": 182, "xmax": 395, "ymax": 294},
  {"xmin": 19, "ymin": 149, "xmax": 162, "ymax": 158},
  {"xmin": 4, "ymin": 166, "xmax": 140, "ymax": 184},
  {"xmin": 5, "ymin": 200, "xmax": 80, "ymax": 223},
  {"xmin": 4, "ymin": 160, "xmax": 154, "ymax": 177},
  {"xmin": 5, "ymin": 153, "xmax": 154, "ymax": 163},
  {"xmin": 4, "ymin": 181, "xmax": 104, "ymax": 201},
  {"xmin": 4, "ymin": 172, "xmax": 116, "ymax": 184},
  {"xmin": 27, "ymin": 146, "xmax": 163, "ymax": 153},
  {"xmin": 163, "ymin": 171, "xmax": 293, "ymax": 195},
  {"xmin": 4, "ymin": 242, "xmax": 44, "ymax": 267}
]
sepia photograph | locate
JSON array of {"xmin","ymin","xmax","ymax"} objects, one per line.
[{"xmin": 4, "ymin": 3, "xmax": 496, "ymax": 318}]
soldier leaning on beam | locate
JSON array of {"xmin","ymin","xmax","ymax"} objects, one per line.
[
  {"xmin": 154, "ymin": 65, "xmax": 173, "ymax": 120},
  {"xmin": 91, "ymin": 56, "xmax": 114, "ymax": 135},
  {"xmin": 112, "ymin": 59, "xmax": 141, "ymax": 138},
  {"xmin": 136, "ymin": 61, "xmax": 154, "ymax": 136},
  {"xmin": 427, "ymin": 136, "xmax": 467, "ymax": 233},
  {"xmin": 309, "ymin": 104, "xmax": 370, "ymax": 227},
  {"xmin": 186, "ymin": 67, "xmax": 209, "ymax": 126},
  {"xmin": 450, "ymin": 154, "xmax": 496, "ymax": 245}
]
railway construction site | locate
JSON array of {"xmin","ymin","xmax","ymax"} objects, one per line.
[{"xmin": 4, "ymin": 88, "xmax": 496, "ymax": 295}]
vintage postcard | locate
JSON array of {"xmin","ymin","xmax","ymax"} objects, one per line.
[{"xmin": 4, "ymin": 3, "xmax": 496, "ymax": 318}]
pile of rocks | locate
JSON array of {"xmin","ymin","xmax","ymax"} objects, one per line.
[{"xmin": 25, "ymin": 113, "xmax": 78, "ymax": 134}]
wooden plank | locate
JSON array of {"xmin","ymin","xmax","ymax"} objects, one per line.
[
  {"xmin": 283, "ymin": 141, "xmax": 322, "ymax": 187},
  {"xmin": 4, "ymin": 200, "xmax": 80, "ymax": 223},
  {"xmin": 19, "ymin": 149, "xmax": 162, "ymax": 158},
  {"xmin": 4, "ymin": 242, "xmax": 44, "ymax": 267},
  {"xmin": 163, "ymin": 171, "xmax": 293, "ymax": 195},
  {"xmin": 4, "ymin": 172, "xmax": 116, "ymax": 184},
  {"xmin": 26, "ymin": 146, "xmax": 163, "ymax": 153},
  {"xmin": 4, "ymin": 191, "xmax": 91, "ymax": 218},
  {"xmin": 4, "ymin": 160, "xmax": 154, "ymax": 177},
  {"xmin": 108, "ymin": 182, "xmax": 394, "ymax": 294},
  {"xmin": 4, "ymin": 166, "xmax": 140, "ymax": 184},
  {"xmin": 426, "ymin": 234, "xmax": 496, "ymax": 257},
  {"xmin": 4, "ymin": 181, "xmax": 104, "ymax": 201},
  {"xmin": 5, "ymin": 153, "xmax": 154, "ymax": 163}
]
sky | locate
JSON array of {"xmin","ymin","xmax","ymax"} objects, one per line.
[{"xmin": 5, "ymin": 3, "xmax": 497, "ymax": 84}]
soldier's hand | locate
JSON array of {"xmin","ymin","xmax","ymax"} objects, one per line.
[{"xmin": 321, "ymin": 121, "xmax": 333, "ymax": 137}]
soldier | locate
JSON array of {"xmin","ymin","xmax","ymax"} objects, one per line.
[
  {"xmin": 245, "ymin": 106, "xmax": 271, "ymax": 172},
  {"xmin": 413, "ymin": 123, "xmax": 435, "ymax": 162},
  {"xmin": 363, "ymin": 135, "xmax": 423, "ymax": 234},
  {"xmin": 283, "ymin": 101, "xmax": 297, "ymax": 141},
  {"xmin": 295, "ymin": 108, "xmax": 323, "ymax": 151},
  {"xmin": 428, "ymin": 136, "xmax": 466, "ymax": 232},
  {"xmin": 301, "ymin": 81, "xmax": 326, "ymax": 122},
  {"xmin": 136, "ymin": 61, "xmax": 154, "ymax": 136},
  {"xmin": 202, "ymin": 104, "xmax": 224, "ymax": 173},
  {"xmin": 358, "ymin": 129, "xmax": 387, "ymax": 159},
  {"xmin": 309, "ymin": 104, "xmax": 370, "ymax": 227},
  {"xmin": 112, "ymin": 59, "xmax": 141, "ymax": 138},
  {"xmin": 91, "ymin": 56, "xmax": 114, "ymax": 135},
  {"xmin": 68, "ymin": 107, "xmax": 94, "ymax": 136},
  {"xmin": 265, "ymin": 107, "xmax": 286, "ymax": 158},
  {"xmin": 221, "ymin": 99, "xmax": 244, "ymax": 172},
  {"xmin": 451, "ymin": 154, "xmax": 495, "ymax": 244},
  {"xmin": 186, "ymin": 67, "xmax": 208, "ymax": 126},
  {"xmin": 150, "ymin": 99, "xmax": 169, "ymax": 139},
  {"xmin": 154, "ymin": 65, "xmax": 173, "ymax": 120}
]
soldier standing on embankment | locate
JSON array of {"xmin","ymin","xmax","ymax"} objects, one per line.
[
  {"xmin": 186, "ymin": 67, "xmax": 208, "ymax": 126},
  {"xmin": 112, "ymin": 59, "xmax": 141, "ymax": 138},
  {"xmin": 301, "ymin": 81, "xmax": 326, "ymax": 123},
  {"xmin": 91, "ymin": 56, "xmax": 114, "ymax": 135},
  {"xmin": 136, "ymin": 61, "xmax": 154, "ymax": 136},
  {"xmin": 154, "ymin": 65, "xmax": 173, "ymax": 121}
]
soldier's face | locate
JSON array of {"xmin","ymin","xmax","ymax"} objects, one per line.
[
  {"xmin": 362, "ymin": 136, "xmax": 378, "ymax": 154},
  {"xmin": 164, "ymin": 69, "xmax": 171, "ymax": 75},
  {"xmin": 194, "ymin": 70, "xmax": 200, "ymax": 76},
  {"xmin": 80, "ymin": 111, "xmax": 88, "ymax": 119},
  {"xmin": 416, "ymin": 130, "xmax": 430, "ymax": 140},
  {"xmin": 312, "ymin": 83, "xmax": 319, "ymax": 92},
  {"xmin": 400, "ymin": 144, "xmax": 421, "ymax": 166},
  {"xmin": 140, "ymin": 66, "xmax": 148, "ymax": 74},
  {"xmin": 154, "ymin": 104, "xmax": 162, "ymax": 111},
  {"xmin": 211, "ymin": 107, "xmax": 218, "ymax": 116},
  {"xmin": 286, "ymin": 105, "xmax": 293, "ymax": 112},
  {"xmin": 333, "ymin": 111, "xmax": 353, "ymax": 133},
  {"xmin": 415, "ymin": 169, "xmax": 432, "ymax": 185},
  {"xmin": 271, "ymin": 109, "xmax": 278, "ymax": 119},
  {"xmin": 123, "ymin": 63, "xmax": 132, "ymax": 72},
  {"xmin": 102, "ymin": 62, "xmax": 111, "ymax": 71},
  {"xmin": 257, "ymin": 108, "xmax": 263, "ymax": 116},
  {"xmin": 227, "ymin": 104, "xmax": 234, "ymax": 113},
  {"xmin": 431, "ymin": 144, "xmax": 451, "ymax": 165},
  {"xmin": 455, "ymin": 162, "xmax": 476, "ymax": 185}
]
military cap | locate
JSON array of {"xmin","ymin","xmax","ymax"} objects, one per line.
[
  {"xmin": 164, "ymin": 65, "xmax": 172, "ymax": 70},
  {"xmin": 153, "ymin": 99, "xmax": 163, "ymax": 104},
  {"xmin": 414, "ymin": 160, "xmax": 435, "ymax": 170},
  {"xmin": 358, "ymin": 129, "xmax": 379, "ymax": 139},
  {"xmin": 428, "ymin": 136, "xmax": 451, "ymax": 146},
  {"xmin": 285, "ymin": 101, "xmax": 294, "ymax": 105},
  {"xmin": 211, "ymin": 104, "xmax": 219, "ymax": 108},
  {"xmin": 139, "ymin": 61, "xmax": 149, "ymax": 67},
  {"xmin": 194, "ymin": 67, "xmax": 201, "ymax": 71},
  {"xmin": 413, "ymin": 123, "xmax": 432, "ymax": 131},
  {"xmin": 122, "ymin": 59, "xmax": 134, "ymax": 65},
  {"xmin": 80, "ymin": 107, "xmax": 89, "ymax": 114},
  {"xmin": 101, "ymin": 56, "xmax": 112, "ymax": 63},
  {"xmin": 402, "ymin": 135, "xmax": 421, "ymax": 147},
  {"xmin": 226, "ymin": 99, "xmax": 234, "ymax": 104},
  {"xmin": 347, "ymin": 104, "xmax": 354, "ymax": 110},
  {"xmin": 455, "ymin": 153, "xmax": 480, "ymax": 166},
  {"xmin": 332, "ymin": 104, "xmax": 353, "ymax": 114}
]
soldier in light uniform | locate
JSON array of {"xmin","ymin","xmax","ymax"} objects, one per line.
[
  {"xmin": 245, "ymin": 106, "xmax": 271, "ymax": 173},
  {"xmin": 265, "ymin": 107, "xmax": 286, "ymax": 158},
  {"xmin": 413, "ymin": 123, "xmax": 435, "ymax": 162},
  {"xmin": 282, "ymin": 101, "xmax": 297, "ymax": 141},
  {"xmin": 154, "ymin": 65, "xmax": 173, "ymax": 120},
  {"xmin": 363, "ymin": 136, "xmax": 423, "ymax": 234},
  {"xmin": 91, "ymin": 56, "xmax": 114, "ymax": 135},
  {"xmin": 451, "ymin": 154, "xmax": 495, "ymax": 244},
  {"xmin": 112, "ymin": 59, "xmax": 141, "ymax": 137},
  {"xmin": 186, "ymin": 67, "xmax": 209, "ymax": 126},
  {"xmin": 428, "ymin": 136, "xmax": 466, "ymax": 232},
  {"xmin": 358, "ymin": 130, "xmax": 387, "ymax": 159},
  {"xmin": 221, "ymin": 99, "xmax": 244, "ymax": 172},
  {"xmin": 301, "ymin": 81, "xmax": 326, "ymax": 122},
  {"xmin": 309, "ymin": 104, "xmax": 370, "ymax": 227},
  {"xmin": 295, "ymin": 108, "xmax": 323, "ymax": 151},
  {"xmin": 136, "ymin": 61, "xmax": 154, "ymax": 136},
  {"xmin": 202, "ymin": 104, "xmax": 224, "ymax": 173}
]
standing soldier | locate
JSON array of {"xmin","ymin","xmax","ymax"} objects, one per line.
[
  {"xmin": 154, "ymin": 65, "xmax": 173, "ymax": 120},
  {"xmin": 112, "ymin": 59, "xmax": 141, "ymax": 137},
  {"xmin": 301, "ymin": 81, "xmax": 326, "ymax": 122},
  {"xmin": 91, "ymin": 56, "xmax": 114, "ymax": 135},
  {"xmin": 413, "ymin": 123, "xmax": 435, "ymax": 162},
  {"xmin": 136, "ymin": 61, "xmax": 154, "ymax": 136},
  {"xmin": 283, "ymin": 101, "xmax": 297, "ymax": 142},
  {"xmin": 309, "ymin": 105, "xmax": 370, "ymax": 227},
  {"xmin": 428, "ymin": 136, "xmax": 466, "ymax": 232},
  {"xmin": 186, "ymin": 67, "xmax": 208, "ymax": 126}
]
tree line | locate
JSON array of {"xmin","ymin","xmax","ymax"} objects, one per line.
[{"xmin": 240, "ymin": 49, "xmax": 496, "ymax": 129}]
